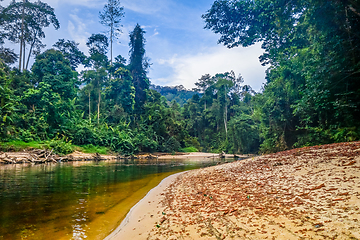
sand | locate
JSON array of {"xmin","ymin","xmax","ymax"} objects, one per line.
[
  {"xmin": 109, "ymin": 141, "xmax": 360, "ymax": 239},
  {"xmin": 1, "ymin": 150, "xmax": 249, "ymax": 164},
  {"xmin": 104, "ymin": 172, "xmax": 186, "ymax": 240},
  {"xmin": 157, "ymin": 152, "xmax": 249, "ymax": 160},
  {"xmin": 65, "ymin": 151, "xmax": 247, "ymax": 161}
]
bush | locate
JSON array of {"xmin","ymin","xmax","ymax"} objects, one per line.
[
  {"xmin": 163, "ymin": 136, "xmax": 181, "ymax": 152},
  {"xmin": 180, "ymin": 146, "xmax": 198, "ymax": 152},
  {"xmin": 79, "ymin": 144, "xmax": 109, "ymax": 154},
  {"xmin": 0, "ymin": 140, "xmax": 45, "ymax": 151},
  {"xmin": 18, "ymin": 129, "xmax": 37, "ymax": 142},
  {"xmin": 294, "ymin": 126, "xmax": 359, "ymax": 149},
  {"xmin": 46, "ymin": 139, "xmax": 74, "ymax": 156},
  {"xmin": 133, "ymin": 133, "xmax": 158, "ymax": 152},
  {"xmin": 183, "ymin": 136, "xmax": 201, "ymax": 149}
]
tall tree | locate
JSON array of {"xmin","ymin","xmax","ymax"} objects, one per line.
[
  {"xmin": 83, "ymin": 34, "xmax": 109, "ymax": 124},
  {"xmin": 23, "ymin": 49, "xmax": 77, "ymax": 135},
  {"xmin": 193, "ymin": 74, "xmax": 214, "ymax": 111},
  {"xmin": 81, "ymin": 68, "xmax": 107, "ymax": 124},
  {"xmin": 0, "ymin": 63, "xmax": 15, "ymax": 138},
  {"xmin": 53, "ymin": 39, "xmax": 86, "ymax": 71},
  {"xmin": 203, "ymin": 0, "xmax": 360, "ymax": 150},
  {"xmin": 105, "ymin": 58, "xmax": 135, "ymax": 123},
  {"xmin": 86, "ymin": 33, "xmax": 109, "ymax": 69},
  {"xmin": 2, "ymin": 0, "xmax": 59, "ymax": 71},
  {"xmin": 128, "ymin": 23, "xmax": 150, "ymax": 109},
  {"xmin": 99, "ymin": 0, "xmax": 124, "ymax": 65},
  {"xmin": 0, "ymin": 3, "xmax": 18, "ymax": 66}
]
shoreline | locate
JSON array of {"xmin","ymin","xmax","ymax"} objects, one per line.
[
  {"xmin": 0, "ymin": 150, "xmax": 252, "ymax": 164},
  {"xmin": 105, "ymin": 141, "xmax": 360, "ymax": 239},
  {"xmin": 104, "ymin": 172, "xmax": 186, "ymax": 240}
]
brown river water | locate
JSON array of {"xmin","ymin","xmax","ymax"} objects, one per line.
[{"xmin": 0, "ymin": 158, "xmax": 231, "ymax": 240}]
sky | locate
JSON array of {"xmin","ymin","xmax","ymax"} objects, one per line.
[{"xmin": 1, "ymin": 0, "xmax": 267, "ymax": 92}]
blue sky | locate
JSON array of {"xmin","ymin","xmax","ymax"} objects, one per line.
[{"xmin": 2, "ymin": 0, "xmax": 266, "ymax": 91}]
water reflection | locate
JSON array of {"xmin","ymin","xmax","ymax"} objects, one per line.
[
  {"xmin": 72, "ymin": 198, "xmax": 88, "ymax": 240},
  {"xmin": 0, "ymin": 158, "xmax": 233, "ymax": 239}
]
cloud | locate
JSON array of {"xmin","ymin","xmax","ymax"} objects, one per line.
[
  {"xmin": 67, "ymin": 14, "xmax": 91, "ymax": 54},
  {"xmin": 122, "ymin": 0, "xmax": 169, "ymax": 14},
  {"xmin": 47, "ymin": 0, "xmax": 104, "ymax": 8},
  {"xmin": 150, "ymin": 43, "xmax": 267, "ymax": 92}
]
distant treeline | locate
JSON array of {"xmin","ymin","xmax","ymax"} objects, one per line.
[{"xmin": 150, "ymin": 84, "xmax": 199, "ymax": 106}]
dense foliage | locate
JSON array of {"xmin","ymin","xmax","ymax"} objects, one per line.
[
  {"xmin": 0, "ymin": 0, "xmax": 359, "ymax": 155},
  {"xmin": 203, "ymin": 0, "xmax": 360, "ymax": 152},
  {"xmin": 150, "ymin": 84, "xmax": 198, "ymax": 106}
]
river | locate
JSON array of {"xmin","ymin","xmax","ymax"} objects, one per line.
[{"xmin": 0, "ymin": 158, "xmax": 230, "ymax": 240}]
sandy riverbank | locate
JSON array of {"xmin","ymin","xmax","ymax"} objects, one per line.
[
  {"xmin": 67, "ymin": 151, "xmax": 242, "ymax": 161},
  {"xmin": 106, "ymin": 141, "xmax": 360, "ymax": 239},
  {"xmin": 62, "ymin": 151, "xmax": 247, "ymax": 161},
  {"xmin": 157, "ymin": 152, "xmax": 249, "ymax": 160},
  {"xmin": 1, "ymin": 150, "xmax": 247, "ymax": 163}
]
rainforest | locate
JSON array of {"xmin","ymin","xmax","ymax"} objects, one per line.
[{"xmin": 0, "ymin": 0, "xmax": 359, "ymax": 156}]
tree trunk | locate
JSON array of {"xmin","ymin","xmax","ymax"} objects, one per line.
[
  {"xmin": 19, "ymin": 41, "xmax": 23, "ymax": 71},
  {"xmin": 89, "ymin": 91, "xmax": 91, "ymax": 123},
  {"xmin": 22, "ymin": 43, "xmax": 26, "ymax": 71},
  {"xmin": 97, "ymin": 90, "xmax": 101, "ymax": 124},
  {"xmin": 224, "ymin": 87, "xmax": 228, "ymax": 140},
  {"xmin": 110, "ymin": 25, "xmax": 113, "ymax": 65},
  {"xmin": 109, "ymin": 24, "xmax": 113, "ymax": 81},
  {"xmin": 19, "ymin": 0, "xmax": 26, "ymax": 71},
  {"xmin": 345, "ymin": 7, "xmax": 356, "ymax": 66},
  {"xmin": 25, "ymin": 36, "xmax": 36, "ymax": 71},
  {"xmin": 224, "ymin": 107, "xmax": 228, "ymax": 140}
]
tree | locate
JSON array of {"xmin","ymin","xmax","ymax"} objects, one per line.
[
  {"xmin": 83, "ymin": 34, "xmax": 110, "ymax": 124},
  {"xmin": 105, "ymin": 61, "xmax": 135, "ymax": 123},
  {"xmin": 128, "ymin": 24, "xmax": 150, "ymax": 109},
  {"xmin": 20, "ymin": 49, "xmax": 77, "ymax": 136},
  {"xmin": 214, "ymin": 75, "xmax": 234, "ymax": 140},
  {"xmin": 86, "ymin": 33, "xmax": 109, "ymax": 69},
  {"xmin": 31, "ymin": 49, "xmax": 76, "ymax": 100},
  {"xmin": 99, "ymin": 0, "xmax": 124, "ymax": 65},
  {"xmin": 81, "ymin": 68, "xmax": 107, "ymax": 124},
  {"xmin": 2, "ymin": 0, "xmax": 59, "ymax": 71},
  {"xmin": 0, "ymin": 47, "xmax": 17, "ymax": 65},
  {"xmin": 87, "ymin": 33, "xmax": 109, "ymax": 56},
  {"xmin": 193, "ymin": 74, "xmax": 214, "ymax": 110},
  {"xmin": 53, "ymin": 39, "xmax": 86, "ymax": 70},
  {"xmin": 203, "ymin": 0, "xmax": 360, "ymax": 149},
  {"xmin": 0, "ymin": 63, "xmax": 15, "ymax": 138}
]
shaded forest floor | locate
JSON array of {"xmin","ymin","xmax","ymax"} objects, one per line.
[{"xmin": 137, "ymin": 141, "xmax": 360, "ymax": 239}]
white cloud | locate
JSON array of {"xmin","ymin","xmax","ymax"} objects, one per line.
[
  {"xmin": 150, "ymin": 43, "xmax": 266, "ymax": 92},
  {"xmin": 122, "ymin": 0, "xmax": 168, "ymax": 14},
  {"xmin": 67, "ymin": 14, "xmax": 91, "ymax": 54}
]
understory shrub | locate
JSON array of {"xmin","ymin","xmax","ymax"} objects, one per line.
[{"xmin": 46, "ymin": 139, "xmax": 74, "ymax": 155}]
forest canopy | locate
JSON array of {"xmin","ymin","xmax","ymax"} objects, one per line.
[{"xmin": 0, "ymin": 0, "xmax": 359, "ymax": 155}]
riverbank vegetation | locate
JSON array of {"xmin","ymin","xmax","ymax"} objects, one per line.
[{"xmin": 0, "ymin": 0, "xmax": 359, "ymax": 156}]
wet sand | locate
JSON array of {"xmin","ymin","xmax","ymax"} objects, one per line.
[
  {"xmin": 104, "ymin": 173, "xmax": 185, "ymax": 240},
  {"xmin": 107, "ymin": 141, "xmax": 360, "ymax": 239}
]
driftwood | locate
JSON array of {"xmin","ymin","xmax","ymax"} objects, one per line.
[
  {"xmin": 93, "ymin": 153, "xmax": 103, "ymax": 161},
  {"xmin": 0, "ymin": 149, "xmax": 66, "ymax": 164},
  {"xmin": 146, "ymin": 154, "xmax": 158, "ymax": 159}
]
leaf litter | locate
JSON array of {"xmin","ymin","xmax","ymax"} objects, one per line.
[{"xmin": 147, "ymin": 142, "xmax": 360, "ymax": 240}]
